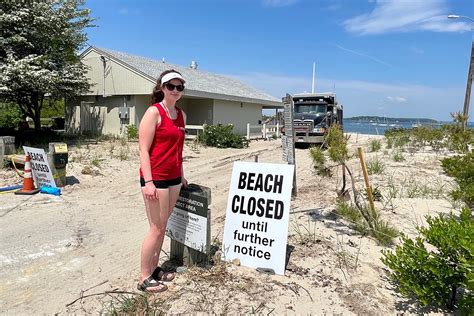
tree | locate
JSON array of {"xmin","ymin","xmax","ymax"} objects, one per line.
[{"xmin": 0, "ymin": 0, "xmax": 92, "ymax": 130}]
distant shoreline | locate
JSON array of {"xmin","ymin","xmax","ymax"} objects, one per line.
[{"xmin": 345, "ymin": 116, "xmax": 437, "ymax": 123}]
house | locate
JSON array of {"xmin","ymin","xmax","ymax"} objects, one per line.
[{"xmin": 65, "ymin": 46, "xmax": 282, "ymax": 136}]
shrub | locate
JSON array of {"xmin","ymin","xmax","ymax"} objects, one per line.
[
  {"xmin": 325, "ymin": 124, "xmax": 348, "ymax": 163},
  {"xmin": 443, "ymin": 112, "xmax": 473, "ymax": 153},
  {"xmin": 392, "ymin": 150, "xmax": 405, "ymax": 162},
  {"xmin": 309, "ymin": 147, "xmax": 332, "ymax": 177},
  {"xmin": 335, "ymin": 200, "xmax": 398, "ymax": 246},
  {"xmin": 368, "ymin": 139, "xmax": 382, "ymax": 152},
  {"xmin": 0, "ymin": 102, "xmax": 23, "ymax": 129},
  {"xmin": 382, "ymin": 208, "xmax": 473, "ymax": 311},
  {"xmin": 197, "ymin": 124, "xmax": 249, "ymax": 149},
  {"xmin": 385, "ymin": 128, "xmax": 410, "ymax": 149},
  {"xmin": 385, "ymin": 123, "xmax": 472, "ymax": 154},
  {"xmin": 126, "ymin": 124, "xmax": 138, "ymax": 140},
  {"xmin": 367, "ymin": 157, "xmax": 385, "ymax": 175},
  {"xmin": 441, "ymin": 152, "xmax": 474, "ymax": 209}
]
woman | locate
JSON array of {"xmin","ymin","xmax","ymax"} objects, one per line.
[{"xmin": 137, "ymin": 69, "xmax": 187, "ymax": 292}]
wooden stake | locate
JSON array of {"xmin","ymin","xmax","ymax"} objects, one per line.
[{"xmin": 357, "ymin": 147, "xmax": 375, "ymax": 212}]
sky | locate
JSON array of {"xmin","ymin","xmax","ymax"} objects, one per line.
[{"xmin": 84, "ymin": 0, "xmax": 473, "ymax": 121}]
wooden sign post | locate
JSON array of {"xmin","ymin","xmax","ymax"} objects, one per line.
[{"xmin": 357, "ymin": 147, "xmax": 375, "ymax": 212}]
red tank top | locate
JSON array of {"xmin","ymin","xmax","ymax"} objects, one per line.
[{"xmin": 140, "ymin": 103, "xmax": 185, "ymax": 180}]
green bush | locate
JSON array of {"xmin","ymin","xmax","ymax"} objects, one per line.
[
  {"xmin": 335, "ymin": 199, "xmax": 398, "ymax": 246},
  {"xmin": 197, "ymin": 124, "xmax": 249, "ymax": 149},
  {"xmin": 40, "ymin": 98, "xmax": 65, "ymax": 118},
  {"xmin": 382, "ymin": 208, "xmax": 473, "ymax": 311},
  {"xmin": 385, "ymin": 128, "xmax": 411, "ymax": 149},
  {"xmin": 325, "ymin": 124, "xmax": 348, "ymax": 163},
  {"xmin": 367, "ymin": 157, "xmax": 385, "ymax": 175},
  {"xmin": 309, "ymin": 147, "xmax": 332, "ymax": 177},
  {"xmin": 441, "ymin": 152, "xmax": 474, "ymax": 209},
  {"xmin": 368, "ymin": 139, "xmax": 382, "ymax": 152},
  {"xmin": 442, "ymin": 124, "xmax": 472, "ymax": 153},
  {"xmin": 0, "ymin": 102, "xmax": 23, "ymax": 129},
  {"xmin": 392, "ymin": 150, "xmax": 405, "ymax": 162},
  {"xmin": 126, "ymin": 124, "xmax": 138, "ymax": 140}
]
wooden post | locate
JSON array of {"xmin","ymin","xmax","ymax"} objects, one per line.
[{"xmin": 357, "ymin": 147, "xmax": 375, "ymax": 211}]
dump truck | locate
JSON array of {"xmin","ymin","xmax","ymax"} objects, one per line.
[{"xmin": 288, "ymin": 92, "xmax": 343, "ymax": 146}]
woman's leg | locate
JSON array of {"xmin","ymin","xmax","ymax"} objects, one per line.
[
  {"xmin": 152, "ymin": 183, "xmax": 182, "ymax": 280},
  {"xmin": 139, "ymin": 190, "xmax": 170, "ymax": 290},
  {"xmin": 167, "ymin": 183, "xmax": 182, "ymax": 217},
  {"xmin": 148, "ymin": 188, "xmax": 170, "ymax": 271},
  {"xmin": 151, "ymin": 184, "xmax": 181, "ymax": 266}
]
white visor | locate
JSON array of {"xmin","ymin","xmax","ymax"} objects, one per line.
[{"xmin": 161, "ymin": 72, "xmax": 185, "ymax": 84}]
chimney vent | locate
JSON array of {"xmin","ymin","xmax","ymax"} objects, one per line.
[
  {"xmin": 161, "ymin": 57, "xmax": 165, "ymax": 63},
  {"xmin": 190, "ymin": 60, "xmax": 198, "ymax": 69}
]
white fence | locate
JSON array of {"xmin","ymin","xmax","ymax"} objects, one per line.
[
  {"xmin": 185, "ymin": 123, "xmax": 281, "ymax": 141},
  {"xmin": 185, "ymin": 124, "xmax": 204, "ymax": 139},
  {"xmin": 246, "ymin": 123, "xmax": 280, "ymax": 140}
]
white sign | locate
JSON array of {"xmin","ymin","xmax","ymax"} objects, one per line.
[
  {"xmin": 222, "ymin": 161, "xmax": 294, "ymax": 275},
  {"xmin": 166, "ymin": 191, "xmax": 209, "ymax": 253},
  {"xmin": 23, "ymin": 146, "xmax": 57, "ymax": 188},
  {"xmin": 281, "ymin": 135, "xmax": 295, "ymax": 164}
]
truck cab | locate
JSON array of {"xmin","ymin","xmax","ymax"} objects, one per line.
[{"xmin": 292, "ymin": 92, "xmax": 343, "ymax": 145}]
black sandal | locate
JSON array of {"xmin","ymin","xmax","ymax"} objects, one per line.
[
  {"xmin": 137, "ymin": 276, "xmax": 168, "ymax": 292},
  {"xmin": 152, "ymin": 266, "xmax": 175, "ymax": 282}
]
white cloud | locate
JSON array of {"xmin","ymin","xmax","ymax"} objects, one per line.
[
  {"xmin": 118, "ymin": 8, "xmax": 140, "ymax": 15},
  {"xmin": 325, "ymin": 3, "xmax": 342, "ymax": 11},
  {"xmin": 333, "ymin": 43, "xmax": 392, "ymax": 68},
  {"xmin": 419, "ymin": 15, "xmax": 470, "ymax": 32},
  {"xmin": 262, "ymin": 0, "xmax": 298, "ymax": 8},
  {"xmin": 387, "ymin": 96, "xmax": 407, "ymax": 103},
  {"xmin": 229, "ymin": 71, "xmax": 463, "ymax": 120},
  {"xmin": 343, "ymin": 0, "xmax": 470, "ymax": 35},
  {"xmin": 410, "ymin": 46, "xmax": 425, "ymax": 54},
  {"xmin": 118, "ymin": 8, "xmax": 129, "ymax": 15}
]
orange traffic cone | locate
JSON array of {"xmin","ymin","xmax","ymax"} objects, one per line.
[{"xmin": 15, "ymin": 155, "xmax": 40, "ymax": 195}]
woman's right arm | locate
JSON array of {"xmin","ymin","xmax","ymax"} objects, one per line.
[{"xmin": 139, "ymin": 106, "xmax": 160, "ymax": 200}]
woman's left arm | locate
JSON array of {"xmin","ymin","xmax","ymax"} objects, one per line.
[{"xmin": 181, "ymin": 111, "xmax": 188, "ymax": 188}]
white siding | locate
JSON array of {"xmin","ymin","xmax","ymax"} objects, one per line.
[
  {"xmin": 212, "ymin": 100, "xmax": 262, "ymax": 135},
  {"xmin": 82, "ymin": 50, "xmax": 154, "ymax": 96},
  {"xmin": 178, "ymin": 98, "xmax": 213, "ymax": 125},
  {"xmin": 66, "ymin": 95, "xmax": 137, "ymax": 135}
]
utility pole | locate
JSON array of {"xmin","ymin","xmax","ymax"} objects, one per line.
[
  {"xmin": 462, "ymin": 42, "xmax": 473, "ymax": 130},
  {"xmin": 448, "ymin": 14, "xmax": 474, "ymax": 130}
]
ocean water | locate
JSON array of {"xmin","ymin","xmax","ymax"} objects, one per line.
[{"xmin": 342, "ymin": 120, "xmax": 474, "ymax": 136}]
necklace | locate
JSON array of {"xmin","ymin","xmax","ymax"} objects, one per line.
[{"xmin": 160, "ymin": 103, "xmax": 176, "ymax": 120}]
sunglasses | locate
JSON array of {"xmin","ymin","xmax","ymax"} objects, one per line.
[{"xmin": 164, "ymin": 83, "xmax": 185, "ymax": 92}]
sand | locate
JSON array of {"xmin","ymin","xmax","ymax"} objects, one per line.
[{"xmin": 0, "ymin": 133, "xmax": 457, "ymax": 314}]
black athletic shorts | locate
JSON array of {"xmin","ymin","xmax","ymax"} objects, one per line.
[{"xmin": 140, "ymin": 176, "xmax": 182, "ymax": 188}]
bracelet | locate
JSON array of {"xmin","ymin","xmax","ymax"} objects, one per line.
[{"xmin": 144, "ymin": 180, "xmax": 153, "ymax": 183}]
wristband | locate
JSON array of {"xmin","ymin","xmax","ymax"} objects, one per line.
[{"xmin": 144, "ymin": 180, "xmax": 153, "ymax": 183}]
